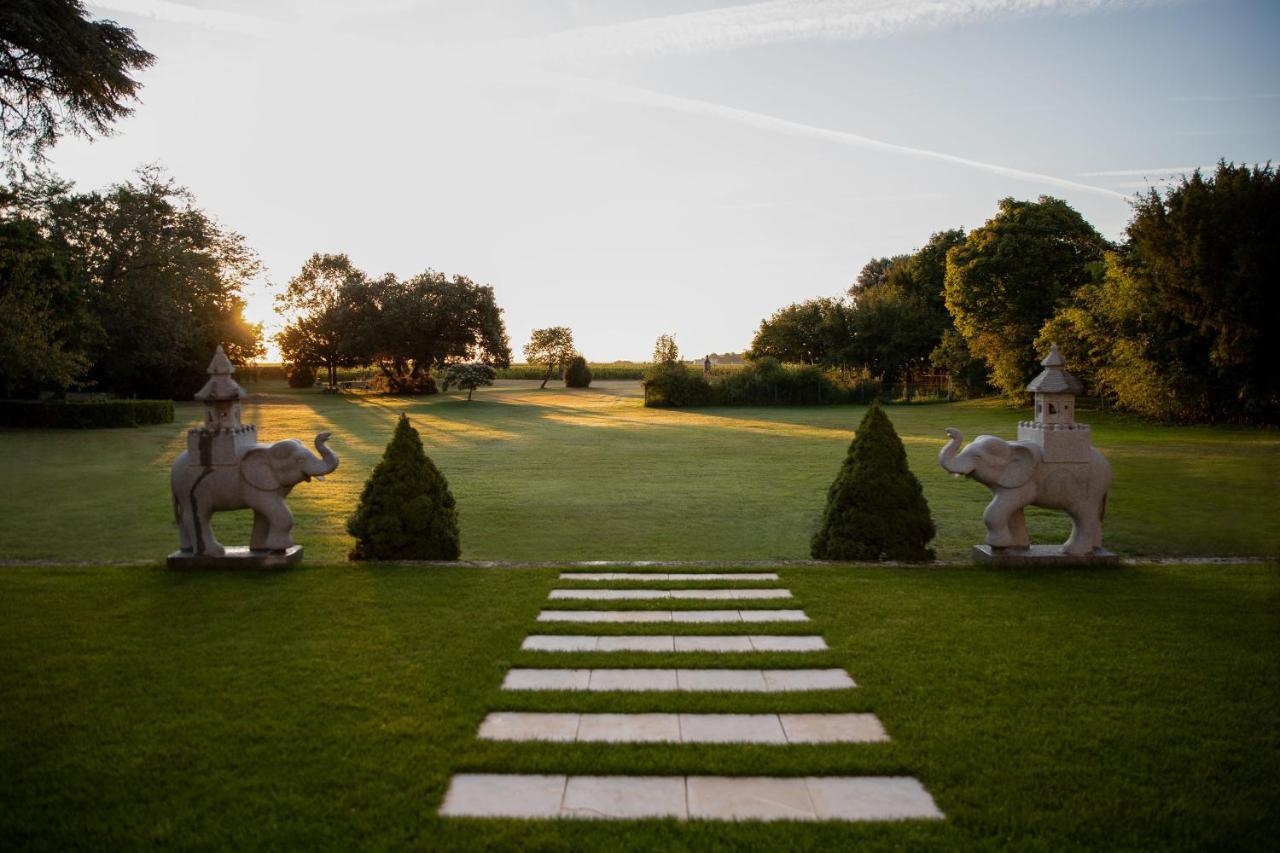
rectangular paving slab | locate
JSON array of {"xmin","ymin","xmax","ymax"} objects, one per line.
[
  {"xmin": 476, "ymin": 713, "xmax": 888, "ymax": 744},
  {"xmin": 558, "ymin": 573, "xmax": 780, "ymax": 581},
  {"xmin": 547, "ymin": 589, "xmax": 792, "ymax": 601},
  {"xmin": 500, "ymin": 668, "xmax": 855, "ymax": 692},
  {"xmin": 476, "ymin": 712, "xmax": 888, "ymax": 744},
  {"xmin": 538, "ymin": 610, "xmax": 809, "ymax": 623},
  {"xmin": 522, "ymin": 635, "xmax": 827, "ymax": 652},
  {"xmin": 440, "ymin": 774, "xmax": 943, "ymax": 821}
]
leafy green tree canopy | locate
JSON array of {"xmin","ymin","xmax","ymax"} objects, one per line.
[
  {"xmin": 522, "ymin": 326, "xmax": 575, "ymax": 388},
  {"xmin": 0, "ymin": 215, "xmax": 96, "ymax": 391},
  {"xmin": 0, "ymin": 0, "xmax": 154, "ymax": 166},
  {"xmin": 442, "ymin": 362, "xmax": 496, "ymax": 400},
  {"xmin": 1041, "ymin": 162, "xmax": 1279, "ymax": 423},
  {"xmin": 275, "ymin": 253, "xmax": 366, "ymax": 388},
  {"xmin": 748, "ymin": 298, "xmax": 848, "ymax": 366},
  {"xmin": 652, "ymin": 333, "xmax": 680, "ymax": 365},
  {"xmin": 3, "ymin": 166, "xmax": 262, "ymax": 398},
  {"xmin": 945, "ymin": 196, "xmax": 1107, "ymax": 398}
]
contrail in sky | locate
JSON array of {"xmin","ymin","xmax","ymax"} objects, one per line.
[{"xmin": 533, "ymin": 70, "xmax": 1128, "ymax": 200}]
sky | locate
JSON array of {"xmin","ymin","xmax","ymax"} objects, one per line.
[{"xmin": 58, "ymin": 0, "xmax": 1280, "ymax": 362}]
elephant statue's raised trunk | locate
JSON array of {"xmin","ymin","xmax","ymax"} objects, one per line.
[
  {"xmin": 939, "ymin": 427, "xmax": 974, "ymax": 476},
  {"xmin": 304, "ymin": 431, "xmax": 339, "ymax": 480}
]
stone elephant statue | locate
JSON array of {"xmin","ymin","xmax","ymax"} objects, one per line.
[
  {"xmin": 939, "ymin": 428, "xmax": 1110, "ymax": 556},
  {"xmin": 171, "ymin": 432, "xmax": 338, "ymax": 556}
]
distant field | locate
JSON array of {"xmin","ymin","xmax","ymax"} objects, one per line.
[{"xmin": 2, "ymin": 379, "xmax": 1277, "ymax": 563}]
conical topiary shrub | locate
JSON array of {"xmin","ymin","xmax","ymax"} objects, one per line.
[
  {"xmin": 347, "ymin": 413, "xmax": 460, "ymax": 561},
  {"xmin": 811, "ymin": 400, "xmax": 935, "ymax": 561}
]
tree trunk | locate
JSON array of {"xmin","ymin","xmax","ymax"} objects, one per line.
[{"xmin": 540, "ymin": 363, "xmax": 552, "ymax": 389}]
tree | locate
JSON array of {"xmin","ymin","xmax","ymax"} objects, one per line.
[
  {"xmin": 653, "ymin": 333, "xmax": 680, "ymax": 365},
  {"xmin": 0, "ymin": 214, "xmax": 97, "ymax": 392},
  {"xmin": 333, "ymin": 268, "xmax": 511, "ymax": 394},
  {"xmin": 811, "ymin": 401, "xmax": 935, "ymax": 561},
  {"xmin": 275, "ymin": 253, "xmax": 365, "ymax": 388},
  {"xmin": 1039, "ymin": 162, "xmax": 1279, "ymax": 423},
  {"xmin": 849, "ymin": 254, "xmax": 909, "ymax": 296},
  {"xmin": 15, "ymin": 166, "xmax": 262, "ymax": 398},
  {"xmin": 844, "ymin": 283, "xmax": 936, "ymax": 394},
  {"xmin": 945, "ymin": 197, "xmax": 1107, "ymax": 398},
  {"xmin": 347, "ymin": 414, "xmax": 460, "ymax": 560},
  {"xmin": 523, "ymin": 326, "xmax": 575, "ymax": 388},
  {"xmin": 442, "ymin": 362, "xmax": 496, "ymax": 400},
  {"xmin": 748, "ymin": 298, "xmax": 849, "ymax": 366},
  {"xmin": 930, "ymin": 328, "xmax": 989, "ymax": 398},
  {"xmin": 67, "ymin": 168, "xmax": 262, "ymax": 396},
  {"xmin": 0, "ymin": 0, "xmax": 154, "ymax": 166}
]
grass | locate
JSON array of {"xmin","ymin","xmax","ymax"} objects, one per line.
[
  {"xmin": 0, "ymin": 562, "xmax": 1275, "ymax": 850},
  {"xmin": 1, "ymin": 380, "xmax": 1277, "ymax": 563}
]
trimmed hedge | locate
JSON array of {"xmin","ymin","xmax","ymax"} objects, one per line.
[
  {"xmin": 0, "ymin": 399, "xmax": 174, "ymax": 428},
  {"xmin": 643, "ymin": 360, "xmax": 881, "ymax": 407}
]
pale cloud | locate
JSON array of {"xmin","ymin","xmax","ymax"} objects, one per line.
[
  {"xmin": 87, "ymin": 0, "xmax": 285, "ymax": 38},
  {"xmin": 512, "ymin": 0, "xmax": 1167, "ymax": 62}
]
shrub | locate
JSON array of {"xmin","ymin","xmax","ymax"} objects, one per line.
[
  {"xmin": 642, "ymin": 363, "xmax": 712, "ymax": 407},
  {"xmin": 716, "ymin": 358, "xmax": 844, "ymax": 405},
  {"xmin": 285, "ymin": 364, "xmax": 315, "ymax": 388},
  {"xmin": 811, "ymin": 401, "xmax": 935, "ymax": 561},
  {"xmin": 0, "ymin": 399, "xmax": 174, "ymax": 428},
  {"xmin": 442, "ymin": 363, "xmax": 497, "ymax": 400},
  {"xmin": 564, "ymin": 355, "xmax": 592, "ymax": 388},
  {"xmin": 347, "ymin": 413, "xmax": 460, "ymax": 561},
  {"xmin": 370, "ymin": 373, "xmax": 438, "ymax": 395}
]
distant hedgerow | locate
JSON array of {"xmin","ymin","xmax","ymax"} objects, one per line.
[
  {"xmin": 811, "ymin": 401, "xmax": 935, "ymax": 561},
  {"xmin": 347, "ymin": 414, "xmax": 460, "ymax": 561},
  {"xmin": 564, "ymin": 355, "xmax": 592, "ymax": 388}
]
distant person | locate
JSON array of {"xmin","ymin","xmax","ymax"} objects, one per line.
[{"xmin": 703, "ymin": 355, "xmax": 712, "ymax": 375}]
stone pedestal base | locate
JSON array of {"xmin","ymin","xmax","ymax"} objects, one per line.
[
  {"xmin": 972, "ymin": 545, "xmax": 1119, "ymax": 567},
  {"xmin": 167, "ymin": 545, "xmax": 303, "ymax": 570}
]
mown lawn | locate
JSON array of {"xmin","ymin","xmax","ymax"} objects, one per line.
[
  {"xmin": 0, "ymin": 562, "xmax": 1275, "ymax": 850},
  {"xmin": 1, "ymin": 380, "xmax": 1278, "ymax": 562}
]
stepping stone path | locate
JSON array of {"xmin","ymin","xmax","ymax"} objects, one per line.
[{"xmin": 440, "ymin": 571, "xmax": 944, "ymax": 823}]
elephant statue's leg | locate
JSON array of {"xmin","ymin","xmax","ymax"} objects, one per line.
[
  {"xmin": 249, "ymin": 511, "xmax": 270, "ymax": 552},
  {"xmin": 982, "ymin": 495, "xmax": 1022, "ymax": 549},
  {"xmin": 257, "ymin": 500, "xmax": 296, "ymax": 552},
  {"xmin": 196, "ymin": 505, "xmax": 226, "ymax": 557},
  {"xmin": 1008, "ymin": 508, "xmax": 1030, "ymax": 549},
  {"xmin": 173, "ymin": 492, "xmax": 194, "ymax": 553},
  {"xmin": 1062, "ymin": 504, "xmax": 1102, "ymax": 556}
]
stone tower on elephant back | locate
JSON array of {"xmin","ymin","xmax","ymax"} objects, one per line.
[
  {"xmin": 1017, "ymin": 344, "xmax": 1092, "ymax": 464},
  {"xmin": 187, "ymin": 345, "xmax": 257, "ymax": 467}
]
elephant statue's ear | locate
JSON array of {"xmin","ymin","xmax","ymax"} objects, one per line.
[
  {"xmin": 241, "ymin": 448, "xmax": 281, "ymax": 491},
  {"xmin": 998, "ymin": 443, "xmax": 1040, "ymax": 490}
]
